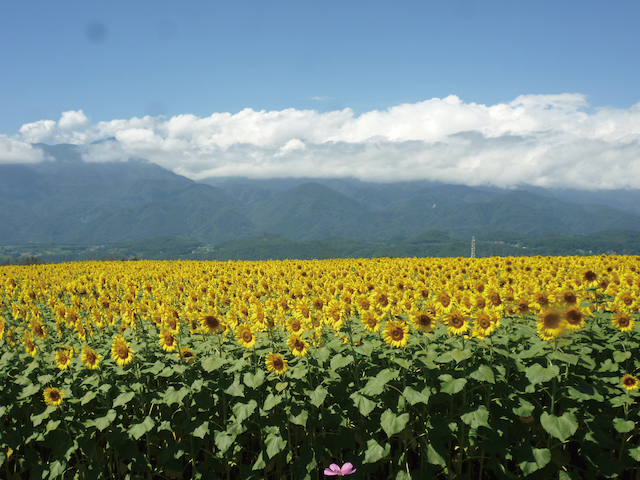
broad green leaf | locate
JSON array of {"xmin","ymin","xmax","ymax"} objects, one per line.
[
  {"xmin": 350, "ymin": 392, "xmax": 377, "ymax": 416},
  {"xmin": 243, "ymin": 370, "xmax": 265, "ymax": 389},
  {"xmin": 225, "ymin": 377, "xmax": 245, "ymax": 397},
  {"xmin": 46, "ymin": 419, "xmax": 61, "ymax": 432},
  {"xmin": 330, "ymin": 354, "xmax": 354, "ymax": 370},
  {"xmin": 518, "ymin": 447, "xmax": 551, "ymax": 475},
  {"xmin": 163, "ymin": 387, "xmax": 189, "ymax": 406},
  {"xmin": 540, "ymin": 411, "xmax": 578, "ymax": 442},
  {"xmin": 394, "ymin": 357, "xmax": 412, "ymax": 369},
  {"xmin": 526, "ymin": 364, "xmax": 559, "ymax": 385},
  {"xmin": 289, "ymin": 408, "xmax": 308, "ymax": 427},
  {"xmin": 214, "ymin": 430, "xmax": 235, "ymax": 455},
  {"xmin": 265, "ymin": 431, "xmax": 287, "ymax": 459},
  {"xmin": 425, "ymin": 443, "xmax": 446, "ymax": 467},
  {"xmin": 94, "ymin": 409, "xmax": 117, "ymax": 431},
  {"xmin": 628, "ymin": 445, "xmax": 640, "ymax": 462},
  {"xmin": 470, "ymin": 365, "xmax": 495, "ymax": 384},
  {"xmin": 192, "ymin": 420, "xmax": 209, "ymax": 438},
  {"xmin": 362, "ymin": 369, "xmax": 397, "ymax": 396},
  {"xmin": 380, "ymin": 409, "xmax": 410, "ymax": 437},
  {"xmin": 112, "ymin": 391, "xmax": 136, "ymax": 408},
  {"xmin": 363, "ymin": 438, "xmax": 390, "ymax": 464},
  {"xmin": 275, "ymin": 382, "xmax": 288, "ymax": 393},
  {"xmin": 450, "ymin": 349, "xmax": 472, "ymax": 363},
  {"xmin": 252, "ymin": 451, "xmax": 266, "ymax": 470},
  {"xmin": 307, "ymin": 385, "xmax": 328, "ymax": 408},
  {"xmin": 613, "ymin": 418, "xmax": 635, "ymax": 433},
  {"xmin": 128, "ymin": 416, "xmax": 155, "ymax": 440},
  {"xmin": 142, "ymin": 360, "xmax": 165, "ymax": 375},
  {"xmin": 439, "ymin": 374, "xmax": 467, "ymax": 394},
  {"xmin": 49, "ymin": 460, "xmax": 65, "ymax": 479},
  {"xmin": 191, "ymin": 378, "xmax": 204, "ymax": 392},
  {"xmin": 290, "ymin": 366, "xmax": 308, "ymax": 380},
  {"xmin": 263, "ymin": 393, "xmax": 283, "ymax": 411},
  {"xmin": 613, "ymin": 351, "xmax": 631, "ymax": 363},
  {"xmin": 549, "ymin": 351, "xmax": 579, "ymax": 365},
  {"xmin": 201, "ymin": 356, "xmax": 225, "ymax": 372},
  {"xmin": 19, "ymin": 384, "xmax": 40, "ymax": 399},
  {"xmin": 512, "ymin": 399, "xmax": 535, "ymax": 417},
  {"xmin": 396, "ymin": 471, "xmax": 411, "ymax": 480},
  {"xmin": 31, "ymin": 406, "xmax": 55, "ymax": 427},
  {"xmin": 460, "ymin": 405, "xmax": 490, "ymax": 430},
  {"xmin": 402, "ymin": 386, "xmax": 430, "ymax": 406},
  {"xmin": 37, "ymin": 374, "xmax": 53, "ymax": 385},
  {"xmin": 232, "ymin": 399, "xmax": 257, "ymax": 423},
  {"xmin": 80, "ymin": 391, "xmax": 97, "ymax": 406}
]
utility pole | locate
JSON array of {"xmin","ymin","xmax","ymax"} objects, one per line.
[{"xmin": 471, "ymin": 236, "xmax": 476, "ymax": 258}]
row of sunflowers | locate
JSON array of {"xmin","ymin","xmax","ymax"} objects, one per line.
[{"xmin": 1, "ymin": 255, "xmax": 639, "ymax": 479}]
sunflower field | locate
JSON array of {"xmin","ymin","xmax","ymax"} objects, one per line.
[{"xmin": 0, "ymin": 255, "xmax": 639, "ymax": 480}]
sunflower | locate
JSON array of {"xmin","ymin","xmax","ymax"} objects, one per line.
[
  {"xmin": 110, "ymin": 335, "xmax": 134, "ymax": 366},
  {"xmin": 287, "ymin": 315, "xmax": 307, "ymax": 335},
  {"xmin": 621, "ymin": 374, "xmax": 639, "ymax": 391},
  {"xmin": 23, "ymin": 331, "xmax": 37, "ymax": 357},
  {"xmin": 287, "ymin": 335, "xmax": 309, "ymax": 357},
  {"xmin": 265, "ymin": 352, "xmax": 288, "ymax": 375},
  {"xmin": 0, "ymin": 317, "xmax": 4, "ymax": 341},
  {"xmin": 536, "ymin": 310, "xmax": 565, "ymax": 338},
  {"xmin": 612, "ymin": 312, "xmax": 635, "ymax": 332},
  {"xmin": 43, "ymin": 387, "xmax": 64, "ymax": 407},
  {"xmin": 236, "ymin": 325, "xmax": 257, "ymax": 349},
  {"xmin": 435, "ymin": 292, "xmax": 452, "ymax": 313},
  {"xmin": 200, "ymin": 314, "xmax": 225, "ymax": 335},
  {"xmin": 557, "ymin": 289, "xmax": 578, "ymax": 306},
  {"xmin": 474, "ymin": 311, "xmax": 496, "ymax": 337},
  {"xmin": 563, "ymin": 307, "xmax": 586, "ymax": 330},
  {"xmin": 411, "ymin": 310, "xmax": 437, "ymax": 333},
  {"xmin": 382, "ymin": 320, "xmax": 410, "ymax": 348},
  {"xmin": 359, "ymin": 310, "xmax": 381, "ymax": 333},
  {"xmin": 178, "ymin": 347, "xmax": 196, "ymax": 364},
  {"xmin": 159, "ymin": 329, "xmax": 177, "ymax": 352},
  {"xmin": 55, "ymin": 347, "xmax": 73, "ymax": 370},
  {"xmin": 81, "ymin": 346, "xmax": 101, "ymax": 369},
  {"xmin": 445, "ymin": 310, "xmax": 469, "ymax": 336}
]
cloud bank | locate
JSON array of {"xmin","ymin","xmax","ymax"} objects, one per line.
[{"xmin": 5, "ymin": 96, "xmax": 640, "ymax": 189}]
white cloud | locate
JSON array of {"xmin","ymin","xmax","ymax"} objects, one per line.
[
  {"xmin": 0, "ymin": 135, "xmax": 46, "ymax": 164},
  {"xmin": 7, "ymin": 94, "xmax": 640, "ymax": 189}
]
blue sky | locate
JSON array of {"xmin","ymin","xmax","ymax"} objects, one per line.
[{"xmin": 2, "ymin": 1, "xmax": 640, "ymax": 189}]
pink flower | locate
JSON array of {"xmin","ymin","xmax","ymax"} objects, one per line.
[{"xmin": 324, "ymin": 462, "xmax": 357, "ymax": 476}]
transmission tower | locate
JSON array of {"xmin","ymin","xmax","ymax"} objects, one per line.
[{"xmin": 471, "ymin": 236, "xmax": 476, "ymax": 258}]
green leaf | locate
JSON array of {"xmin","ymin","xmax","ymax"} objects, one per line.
[
  {"xmin": 214, "ymin": 430, "xmax": 236, "ymax": 455},
  {"xmin": 201, "ymin": 356, "xmax": 225, "ymax": 372},
  {"xmin": 363, "ymin": 438, "xmax": 390, "ymax": 464},
  {"xmin": 128, "ymin": 416, "xmax": 155, "ymax": 440},
  {"xmin": 350, "ymin": 392, "xmax": 377, "ymax": 416},
  {"xmin": 613, "ymin": 418, "xmax": 635, "ymax": 433},
  {"xmin": 252, "ymin": 451, "xmax": 266, "ymax": 470},
  {"xmin": 112, "ymin": 391, "xmax": 136, "ymax": 408},
  {"xmin": 628, "ymin": 445, "xmax": 640, "ymax": 462},
  {"xmin": 289, "ymin": 407, "xmax": 309, "ymax": 427},
  {"xmin": 225, "ymin": 376, "xmax": 245, "ymax": 397},
  {"xmin": 613, "ymin": 351, "xmax": 631, "ymax": 363},
  {"xmin": 380, "ymin": 409, "xmax": 410, "ymax": 437},
  {"xmin": 265, "ymin": 430, "xmax": 287, "ymax": 459},
  {"xmin": 540, "ymin": 411, "xmax": 578, "ymax": 442},
  {"xmin": 80, "ymin": 391, "xmax": 97, "ymax": 406},
  {"xmin": 402, "ymin": 386, "xmax": 430, "ymax": 406},
  {"xmin": 526, "ymin": 364, "xmax": 560, "ymax": 385},
  {"xmin": 263, "ymin": 393, "xmax": 283, "ymax": 411},
  {"xmin": 396, "ymin": 471, "xmax": 411, "ymax": 480},
  {"xmin": 518, "ymin": 447, "xmax": 551, "ymax": 475},
  {"xmin": 460, "ymin": 405, "xmax": 490, "ymax": 430},
  {"xmin": 49, "ymin": 460, "xmax": 65, "ymax": 479},
  {"xmin": 512, "ymin": 399, "xmax": 535, "ymax": 417},
  {"xmin": 425, "ymin": 443, "xmax": 446, "ymax": 467},
  {"xmin": 142, "ymin": 360, "xmax": 165, "ymax": 375},
  {"xmin": 307, "ymin": 385, "xmax": 328, "ymax": 408},
  {"xmin": 94, "ymin": 409, "xmax": 117, "ymax": 431},
  {"xmin": 394, "ymin": 357, "xmax": 412, "ymax": 369},
  {"xmin": 46, "ymin": 419, "xmax": 61, "ymax": 432},
  {"xmin": 31, "ymin": 406, "xmax": 55, "ymax": 427},
  {"xmin": 192, "ymin": 420, "xmax": 209, "ymax": 438},
  {"xmin": 163, "ymin": 387, "xmax": 189, "ymax": 406},
  {"xmin": 362, "ymin": 368, "xmax": 397, "ymax": 396},
  {"xmin": 243, "ymin": 370, "xmax": 265, "ymax": 389},
  {"xmin": 19, "ymin": 384, "xmax": 40, "ymax": 399},
  {"xmin": 450, "ymin": 349, "xmax": 472, "ymax": 363},
  {"xmin": 470, "ymin": 365, "xmax": 495, "ymax": 384},
  {"xmin": 232, "ymin": 399, "xmax": 257, "ymax": 424},
  {"xmin": 439, "ymin": 374, "xmax": 467, "ymax": 394},
  {"xmin": 330, "ymin": 354, "xmax": 354, "ymax": 370}
]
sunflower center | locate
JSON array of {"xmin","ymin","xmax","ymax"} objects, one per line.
[
  {"xmin": 543, "ymin": 312, "xmax": 561, "ymax": 329},
  {"xmin": 391, "ymin": 327, "xmax": 403, "ymax": 340},
  {"xmin": 116, "ymin": 345, "xmax": 130, "ymax": 359},
  {"xmin": 563, "ymin": 293, "xmax": 577, "ymax": 304},
  {"xmin": 242, "ymin": 331, "xmax": 253, "ymax": 342},
  {"xmin": 566, "ymin": 310, "xmax": 582, "ymax": 324},
  {"xmin": 451, "ymin": 315, "xmax": 465, "ymax": 328}
]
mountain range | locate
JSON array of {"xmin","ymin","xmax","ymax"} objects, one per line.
[{"xmin": 1, "ymin": 142, "xmax": 640, "ymax": 252}]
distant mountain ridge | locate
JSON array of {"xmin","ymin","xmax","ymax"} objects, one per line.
[{"xmin": 1, "ymin": 142, "xmax": 640, "ymax": 246}]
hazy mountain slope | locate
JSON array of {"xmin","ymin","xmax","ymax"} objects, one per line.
[{"xmin": 246, "ymin": 182, "xmax": 382, "ymax": 240}]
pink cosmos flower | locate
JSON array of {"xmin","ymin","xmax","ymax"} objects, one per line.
[{"xmin": 324, "ymin": 462, "xmax": 357, "ymax": 476}]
